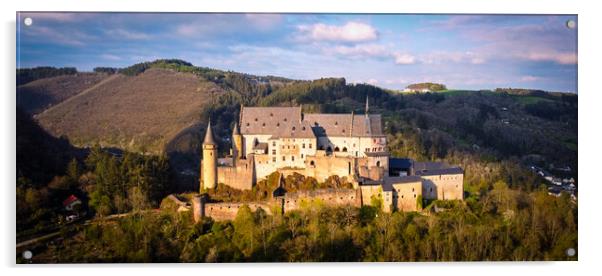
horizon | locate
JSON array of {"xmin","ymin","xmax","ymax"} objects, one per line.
[{"xmin": 16, "ymin": 13, "xmax": 578, "ymax": 93}]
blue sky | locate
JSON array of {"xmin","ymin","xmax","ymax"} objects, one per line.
[{"xmin": 16, "ymin": 13, "xmax": 577, "ymax": 92}]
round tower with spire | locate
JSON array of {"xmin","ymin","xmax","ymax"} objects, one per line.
[{"xmin": 201, "ymin": 120, "xmax": 218, "ymax": 191}]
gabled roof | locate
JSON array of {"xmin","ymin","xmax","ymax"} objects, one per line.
[
  {"xmin": 62, "ymin": 195, "xmax": 80, "ymax": 206},
  {"xmin": 239, "ymin": 106, "xmax": 384, "ymax": 138},
  {"xmin": 240, "ymin": 106, "xmax": 315, "ymax": 138},
  {"xmin": 304, "ymin": 113, "xmax": 383, "ymax": 137},
  {"xmin": 413, "ymin": 162, "xmax": 464, "ymax": 176}
]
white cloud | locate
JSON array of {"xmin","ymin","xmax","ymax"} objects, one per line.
[
  {"xmin": 366, "ymin": 78, "xmax": 379, "ymax": 85},
  {"xmin": 522, "ymin": 50, "xmax": 577, "ymax": 65},
  {"xmin": 329, "ymin": 44, "xmax": 388, "ymax": 57},
  {"xmin": 393, "ymin": 53, "xmax": 416, "ymax": 65},
  {"xmin": 296, "ymin": 21, "xmax": 378, "ymax": 42},
  {"xmin": 418, "ymin": 51, "xmax": 487, "ymax": 65},
  {"xmin": 105, "ymin": 29, "xmax": 151, "ymax": 40},
  {"xmin": 520, "ymin": 75, "xmax": 540, "ymax": 82},
  {"xmin": 101, "ymin": 54, "xmax": 122, "ymax": 61}
]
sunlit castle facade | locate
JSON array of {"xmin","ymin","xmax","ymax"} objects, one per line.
[{"xmin": 201, "ymin": 98, "xmax": 464, "ymax": 212}]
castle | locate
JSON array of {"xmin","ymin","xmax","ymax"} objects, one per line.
[{"xmin": 199, "ymin": 99, "xmax": 463, "ymax": 214}]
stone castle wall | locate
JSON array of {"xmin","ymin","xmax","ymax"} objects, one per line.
[
  {"xmin": 283, "ymin": 189, "xmax": 360, "ymax": 211},
  {"xmin": 217, "ymin": 157, "xmax": 254, "ymax": 191},
  {"xmin": 204, "ymin": 202, "xmax": 273, "ymax": 221},
  {"xmin": 194, "ymin": 188, "xmax": 360, "ymax": 222},
  {"xmin": 421, "ymin": 173, "xmax": 464, "ymax": 200}
]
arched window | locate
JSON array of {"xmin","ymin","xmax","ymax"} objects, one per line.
[
  {"xmin": 334, "ymin": 147, "xmax": 340, "ymax": 152},
  {"xmin": 310, "ymin": 160, "xmax": 315, "ymax": 166},
  {"xmin": 342, "ymin": 147, "xmax": 348, "ymax": 152},
  {"xmin": 376, "ymin": 161, "xmax": 381, "ymax": 167}
]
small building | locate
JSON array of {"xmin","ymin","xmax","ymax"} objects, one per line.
[{"xmin": 63, "ymin": 195, "xmax": 82, "ymax": 211}]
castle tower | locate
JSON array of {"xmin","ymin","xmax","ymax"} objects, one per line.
[
  {"xmin": 232, "ymin": 121, "xmax": 243, "ymax": 160},
  {"xmin": 201, "ymin": 120, "xmax": 218, "ymax": 191}
]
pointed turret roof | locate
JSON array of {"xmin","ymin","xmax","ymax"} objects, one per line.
[{"xmin": 203, "ymin": 120, "xmax": 217, "ymax": 145}]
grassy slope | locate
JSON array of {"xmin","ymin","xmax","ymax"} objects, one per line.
[
  {"xmin": 35, "ymin": 68, "xmax": 224, "ymax": 153},
  {"xmin": 17, "ymin": 73, "xmax": 109, "ymax": 114}
]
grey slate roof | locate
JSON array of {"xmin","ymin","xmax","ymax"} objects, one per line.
[
  {"xmin": 203, "ymin": 120, "xmax": 217, "ymax": 145},
  {"xmin": 240, "ymin": 106, "xmax": 384, "ymax": 138},
  {"xmin": 389, "ymin": 158, "xmax": 413, "ymax": 170},
  {"xmin": 304, "ymin": 113, "xmax": 383, "ymax": 137},
  {"xmin": 382, "ymin": 175, "xmax": 423, "ymax": 191},
  {"xmin": 240, "ymin": 106, "xmax": 315, "ymax": 138},
  {"xmin": 413, "ymin": 162, "xmax": 464, "ymax": 176}
]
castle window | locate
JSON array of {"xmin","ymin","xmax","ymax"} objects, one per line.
[
  {"xmin": 335, "ymin": 121, "xmax": 338, "ymax": 126},
  {"xmin": 334, "ymin": 147, "xmax": 340, "ymax": 152},
  {"xmin": 255, "ymin": 118, "xmax": 258, "ymax": 121},
  {"xmin": 262, "ymin": 123, "xmax": 266, "ymax": 127},
  {"xmin": 292, "ymin": 126, "xmax": 296, "ymax": 131},
  {"xmin": 246, "ymin": 123, "xmax": 250, "ymax": 127},
  {"xmin": 302, "ymin": 126, "xmax": 306, "ymax": 130},
  {"xmin": 309, "ymin": 143, "xmax": 312, "ymax": 149},
  {"xmin": 342, "ymin": 129, "xmax": 345, "ymax": 133},
  {"xmin": 376, "ymin": 161, "xmax": 381, "ymax": 167},
  {"xmin": 301, "ymin": 154, "xmax": 304, "ymax": 159},
  {"xmin": 272, "ymin": 157, "xmax": 276, "ymax": 162},
  {"xmin": 365, "ymin": 148, "xmax": 370, "ymax": 152},
  {"xmin": 302, "ymin": 143, "xmax": 305, "ymax": 149},
  {"xmin": 277, "ymin": 123, "xmax": 280, "ymax": 127},
  {"xmin": 342, "ymin": 147, "xmax": 348, "ymax": 152},
  {"xmin": 270, "ymin": 113, "xmax": 273, "ymax": 117},
  {"xmin": 282, "ymin": 156, "xmax": 285, "ymax": 161},
  {"xmin": 310, "ymin": 160, "xmax": 315, "ymax": 166},
  {"xmin": 414, "ymin": 194, "xmax": 416, "ymax": 198},
  {"xmin": 272, "ymin": 150, "xmax": 276, "ymax": 155},
  {"xmin": 284, "ymin": 118, "xmax": 287, "ymax": 122},
  {"xmin": 412, "ymin": 187, "xmax": 414, "ymax": 192},
  {"xmin": 292, "ymin": 156, "xmax": 295, "ymax": 161},
  {"xmin": 272, "ymin": 141, "xmax": 276, "ymax": 146},
  {"xmin": 401, "ymin": 195, "xmax": 404, "ymax": 198}
]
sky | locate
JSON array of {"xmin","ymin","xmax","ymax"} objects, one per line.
[{"xmin": 16, "ymin": 13, "xmax": 577, "ymax": 92}]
